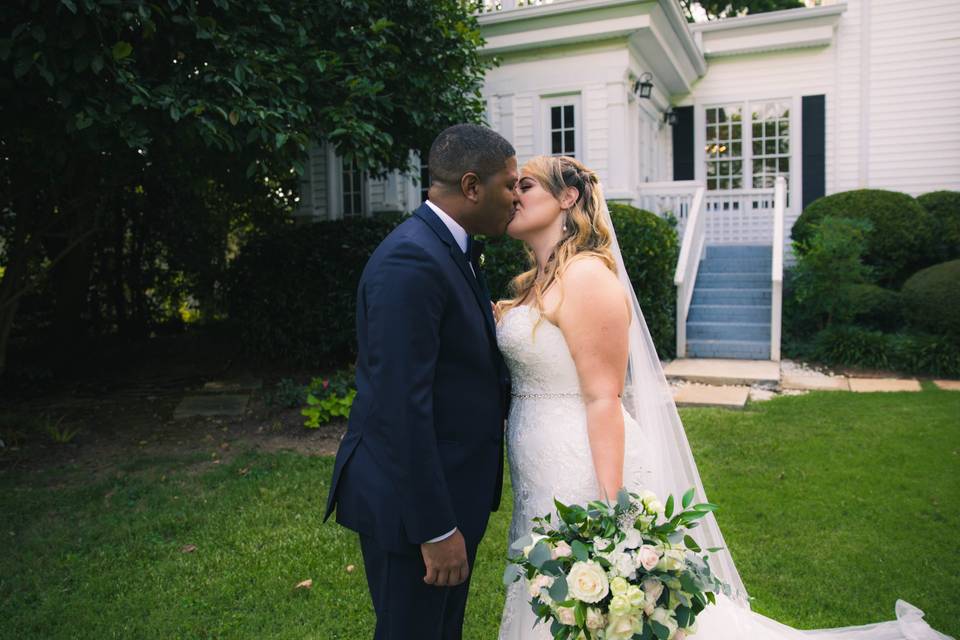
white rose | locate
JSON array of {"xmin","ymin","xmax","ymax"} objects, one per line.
[
  {"xmin": 643, "ymin": 577, "xmax": 664, "ymax": 603},
  {"xmin": 640, "ymin": 489, "xmax": 658, "ymax": 504},
  {"xmin": 648, "ymin": 500, "xmax": 664, "ymax": 515},
  {"xmin": 555, "ymin": 605, "xmax": 576, "ymax": 626},
  {"xmin": 622, "ymin": 528, "xmax": 643, "ymax": 549},
  {"xmin": 552, "ymin": 540, "xmax": 573, "ymax": 559},
  {"xmin": 606, "ymin": 612, "xmax": 642, "ymax": 640},
  {"xmin": 650, "ymin": 607, "xmax": 678, "ymax": 637},
  {"xmin": 636, "ymin": 545, "xmax": 661, "ymax": 571},
  {"xmin": 593, "ymin": 537, "xmax": 613, "ymax": 553},
  {"xmin": 566, "ymin": 560, "xmax": 610, "ymax": 603},
  {"xmin": 527, "ymin": 574, "xmax": 555, "ymax": 598},
  {"xmin": 586, "ymin": 607, "xmax": 606, "ymax": 631},
  {"xmin": 609, "ymin": 594, "xmax": 632, "ymax": 617},
  {"xmin": 625, "ymin": 584, "xmax": 646, "ymax": 607},
  {"xmin": 610, "ymin": 576, "xmax": 630, "ymax": 596},
  {"xmin": 643, "ymin": 601, "xmax": 656, "ymax": 616},
  {"xmin": 609, "ymin": 551, "xmax": 637, "ymax": 580},
  {"xmin": 656, "ymin": 549, "xmax": 686, "ymax": 572}
]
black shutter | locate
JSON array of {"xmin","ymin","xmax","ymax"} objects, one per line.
[
  {"xmin": 672, "ymin": 106, "xmax": 695, "ymax": 181},
  {"xmin": 801, "ymin": 95, "xmax": 825, "ymax": 209}
]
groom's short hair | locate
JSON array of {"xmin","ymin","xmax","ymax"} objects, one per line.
[{"xmin": 428, "ymin": 124, "xmax": 516, "ymax": 187}]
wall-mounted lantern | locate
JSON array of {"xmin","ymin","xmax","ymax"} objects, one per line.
[
  {"xmin": 632, "ymin": 72, "xmax": 653, "ymax": 100},
  {"xmin": 664, "ymin": 108, "xmax": 678, "ymax": 126}
]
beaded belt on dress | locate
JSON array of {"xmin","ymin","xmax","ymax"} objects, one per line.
[{"xmin": 511, "ymin": 391, "xmax": 581, "ymax": 398}]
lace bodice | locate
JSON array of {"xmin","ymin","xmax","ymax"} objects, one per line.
[{"xmin": 497, "ymin": 305, "xmax": 581, "ymax": 396}]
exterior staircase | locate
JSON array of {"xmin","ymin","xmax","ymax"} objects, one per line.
[{"xmin": 686, "ymin": 245, "xmax": 772, "ymax": 360}]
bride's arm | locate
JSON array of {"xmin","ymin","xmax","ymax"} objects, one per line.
[{"xmin": 554, "ymin": 257, "xmax": 631, "ymax": 502}]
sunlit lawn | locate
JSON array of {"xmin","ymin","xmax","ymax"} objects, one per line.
[{"xmin": 1, "ymin": 387, "xmax": 957, "ymax": 639}]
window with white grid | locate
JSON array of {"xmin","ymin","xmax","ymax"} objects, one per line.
[
  {"xmin": 341, "ymin": 156, "xmax": 364, "ymax": 217},
  {"xmin": 751, "ymin": 100, "xmax": 790, "ymax": 189},
  {"xmin": 705, "ymin": 105, "xmax": 743, "ymax": 191},
  {"xmin": 542, "ymin": 95, "xmax": 580, "ymax": 159}
]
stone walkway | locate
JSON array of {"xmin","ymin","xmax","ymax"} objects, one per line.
[
  {"xmin": 173, "ymin": 376, "xmax": 261, "ymax": 420},
  {"xmin": 667, "ymin": 358, "xmax": 957, "ymax": 409}
]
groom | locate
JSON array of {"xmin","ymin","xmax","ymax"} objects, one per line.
[{"xmin": 324, "ymin": 124, "xmax": 517, "ymax": 639}]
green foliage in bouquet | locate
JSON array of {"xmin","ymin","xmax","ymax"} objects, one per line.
[
  {"xmin": 504, "ymin": 488, "xmax": 731, "ymax": 640},
  {"xmin": 301, "ymin": 368, "xmax": 356, "ymax": 428}
]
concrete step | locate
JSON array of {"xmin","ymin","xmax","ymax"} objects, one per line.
[
  {"xmin": 705, "ymin": 245, "xmax": 772, "ymax": 260},
  {"xmin": 687, "ymin": 321, "xmax": 771, "ymax": 341},
  {"xmin": 692, "ymin": 288, "xmax": 772, "ymax": 305},
  {"xmin": 694, "ymin": 272, "xmax": 771, "ymax": 289},
  {"xmin": 687, "ymin": 339, "xmax": 771, "ymax": 360},
  {"xmin": 688, "ymin": 304, "xmax": 771, "ymax": 322},
  {"xmin": 673, "ymin": 383, "xmax": 750, "ymax": 409},
  {"xmin": 699, "ymin": 257, "xmax": 772, "ymax": 274},
  {"xmin": 664, "ymin": 358, "xmax": 780, "ymax": 385}
]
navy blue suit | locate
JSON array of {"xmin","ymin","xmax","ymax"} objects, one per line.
[{"xmin": 324, "ymin": 203, "xmax": 511, "ymax": 639}]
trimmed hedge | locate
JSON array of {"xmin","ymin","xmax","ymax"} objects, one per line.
[
  {"xmin": 918, "ymin": 190, "xmax": 960, "ymax": 261},
  {"xmin": 792, "ymin": 189, "xmax": 935, "ymax": 286},
  {"xmin": 807, "ymin": 325, "xmax": 960, "ymax": 377},
  {"xmin": 225, "ymin": 214, "xmax": 404, "ymax": 368},
  {"xmin": 901, "ymin": 260, "xmax": 960, "ymax": 337}
]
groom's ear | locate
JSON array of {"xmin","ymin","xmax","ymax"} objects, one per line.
[{"xmin": 460, "ymin": 171, "xmax": 482, "ymax": 204}]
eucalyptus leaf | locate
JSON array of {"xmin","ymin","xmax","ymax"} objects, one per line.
[
  {"xmin": 571, "ymin": 540, "xmax": 589, "ymax": 561},
  {"xmin": 651, "ymin": 620, "xmax": 671, "ymax": 640},
  {"xmin": 528, "ymin": 541, "xmax": 552, "ymax": 569},
  {"xmin": 548, "ymin": 575, "xmax": 568, "ymax": 602},
  {"xmin": 503, "ymin": 563, "xmax": 523, "ymax": 586},
  {"xmin": 510, "ymin": 534, "xmax": 533, "ymax": 553}
]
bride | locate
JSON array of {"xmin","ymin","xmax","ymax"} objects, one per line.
[{"xmin": 492, "ymin": 154, "xmax": 953, "ymax": 640}]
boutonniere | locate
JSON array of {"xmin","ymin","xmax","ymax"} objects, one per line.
[{"xmin": 479, "ymin": 253, "xmax": 486, "ymax": 268}]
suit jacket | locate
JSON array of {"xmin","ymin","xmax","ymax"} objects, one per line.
[{"xmin": 323, "ymin": 203, "xmax": 512, "ymax": 554}]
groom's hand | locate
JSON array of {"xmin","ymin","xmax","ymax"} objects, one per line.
[{"xmin": 421, "ymin": 529, "xmax": 469, "ymax": 587}]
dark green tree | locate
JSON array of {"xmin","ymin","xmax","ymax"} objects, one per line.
[{"xmin": 0, "ymin": 0, "xmax": 490, "ymax": 375}]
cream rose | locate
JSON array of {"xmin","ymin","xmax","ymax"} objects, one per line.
[
  {"xmin": 609, "ymin": 595, "xmax": 632, "ymax": 617},
  {"xmin": 643, "ymin": 577, "xmax": 664, "ymax": 603},
  {"xmin": 552, "ymin": 540, "xmax": 573, "ymax": 559},
  {"xmin": 566, "ymin": 560, "xmax": 610, "ymax": 603},
  {"xmin": 656, "ymin": 548, "xmax": 686, "ymax": 572},
  {"xmin": 527, "ymin": 574, "xmax": 555, "ymax": 598},
  {"xmin": 673, "ymin": 630, "xmax": 687, "ymax": 640},
  {"xmin": 555, "ymin": 605, "xmax": 576, "ymax": 626},
  {"xmin": 636, "ymin": 544, "xmax": 661, "ymax": 571},
  {"xmin": 586, "ymin": 607, "xmax": 606, "ymax": 631},
  {"xmin": 606, "ymin": 612, "xmax": 642, "ymax": 640},
  {"xmin": 650, "ymin": 607, "xmax": 678, "ymax": 637},
  {"xmin": 625, "ymin": 584, "xmax": 646, "ymax": 607}
]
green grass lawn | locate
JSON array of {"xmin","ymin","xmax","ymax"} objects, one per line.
[{"xmin": 2, "ymin": 388, "xmax": 958, "ymax": 639}]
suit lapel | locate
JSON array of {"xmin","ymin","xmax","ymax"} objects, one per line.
[{"xmin": 413, "ymin": 205, "xmax": 498, "ymax": 342}]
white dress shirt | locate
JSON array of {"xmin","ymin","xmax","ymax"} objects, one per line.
[{"xmin": 422, "ymin": 199, "xmax": 465, "ymax": 544}]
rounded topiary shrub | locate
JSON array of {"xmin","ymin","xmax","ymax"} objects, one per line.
[
  {"xmin": 901, "ymin": 259, "xmax": 960, "ymax": 337},
  {"xmin": 791, "ymin": 189, "xmax": 935, "ymax": 286},
  {"xmin": 918, "ymin": 190, "xmax": 960, "ymax": 261},
  {"xmin": 844, "ymin": 283, "xmax": 902, "ymax": 331},
  {"xmin": 225, "ymin": 214, "xmax": 404, "ymax": 368}
]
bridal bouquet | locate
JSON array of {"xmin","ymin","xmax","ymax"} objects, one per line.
[{"xmin": 504, "ymin": 488, "xmax": 731, "ymax": 640}]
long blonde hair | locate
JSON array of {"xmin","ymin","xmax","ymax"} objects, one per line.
[{"xmin": 495, "ymin": 155, "xmax": 617, "ymax": 333}]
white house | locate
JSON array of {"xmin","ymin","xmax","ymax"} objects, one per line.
[{"xmin": 296, "ymin": 0, "xmax": 960, "ymax": 361}]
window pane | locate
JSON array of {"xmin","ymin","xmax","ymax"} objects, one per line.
[
  {"xmin": 551, "ymin": 106, "xmax": 561, "ymax": 130},
  {"xmin": 564, "ymin": 130, "xmax": 575, "ymax": 154},
  {"xmin": 563, "ymin": 105, "xmax": 574, "ymax": 127},
  {"xmin": 552, "ymin": 131, "xmax": 562, "ymax": 154}
]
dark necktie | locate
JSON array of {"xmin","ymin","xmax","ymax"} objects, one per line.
[{"xmin": 465, "ymin": 236, "xmax": 491, "ymax": 303}]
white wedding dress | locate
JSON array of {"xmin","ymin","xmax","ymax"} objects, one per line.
[{"xmin": 494, "ymin": 303, "xmax": 953, "ymax": 640}]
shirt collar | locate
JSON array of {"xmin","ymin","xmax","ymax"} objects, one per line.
[{"xmin": 424, "ymin": 199, "xmax": 469, "ymax": 254}]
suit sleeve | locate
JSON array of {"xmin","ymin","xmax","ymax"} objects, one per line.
[{"xmin": 364, "ymin": 241, "xmax": 458, "ymax": 544}]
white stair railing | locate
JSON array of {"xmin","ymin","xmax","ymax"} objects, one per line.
[
  {"xmin": 673, "ymin": 185, "xmax": 707, "ymax": 359},
  {"xmin": 770, "ymin": 176, "xmax": 786, "ymax": 362}
]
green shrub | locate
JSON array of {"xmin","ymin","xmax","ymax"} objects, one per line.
[
  {"xmin": 792, "ymin": 189, "xmax": 935, "ymax": 286},
  {"xmin": 787, "ymin": 217, "xmax": 873, "ymax": 333},
  {"xmin": 807, "ymin": 326, "xmax": 960, "ymax": 377},
  {"xmin": 225, "ymin": 214, "xmax": 404, "ymax": 368},
  {"xmin": 917, "ymin": 190, "xmax": 960, "ymax": 261},
  {"xmin": 901, "ymin": 260, "xmax": 960, "ymax": 337},
  {"xmin": 302, "ymin": 368, "xmax": 356, "ymax": 428},
  {"xmin": 845, "ymin": 284, "xmax": 902, "ymax": 331}
]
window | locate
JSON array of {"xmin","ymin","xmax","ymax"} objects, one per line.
[
  {"xmin": 751, "ymin": 100, "xmax": 790, "ymax": 189},
  {"xmin": 550, "ymin": 104, "xmax": 576, "ymax": 157},
  {"xmin": 341, "ymin": 156, "xmax": 364, "ymax": 217},
  {"xmin": 705, "ymin": 105, "xmax": 743, "ymax": 191},
  {"xmin": 542, "ymin": 95, "xmax": 580, "ymax": 158},
  {"xmin": 704, "ymin": 99, "xmax": 791, "ymax": 194}
]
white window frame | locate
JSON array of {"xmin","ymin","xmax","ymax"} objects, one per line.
[
  {"xmin": 327, "ymin": 149, "xmax": 369, "ymax": 219},
  {"xmin": 695, "ymin": 95, "xmax": 800, "ymax": 205},
  {"xmin": 540, "ymin": 94, "xmax": 582, "ymax": 159}
]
